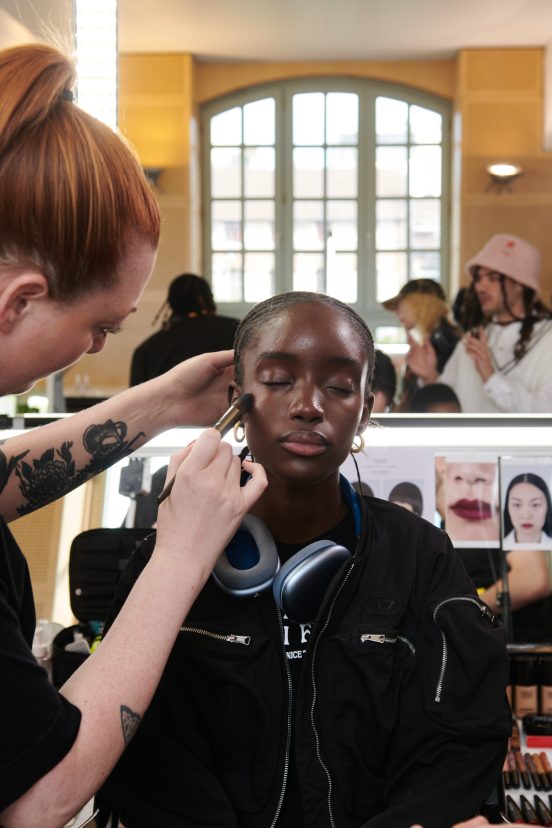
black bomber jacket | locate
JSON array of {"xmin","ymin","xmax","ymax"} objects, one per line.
[{"xmin": 99, "ymin": 497, "xmax": 511, "ymax": 828}]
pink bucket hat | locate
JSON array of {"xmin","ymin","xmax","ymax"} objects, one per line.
[{"xmin": 465, "ymin": 234, "xmax": 541, "ymax": 293}]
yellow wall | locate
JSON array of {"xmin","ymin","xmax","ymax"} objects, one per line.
[
  {"xmin": 457, "ymin": 48, "xmax": 552, "ymax": 296},
  {"xmin": 62, "ymin": 48, "xmax": 552, "ymax": 397}
]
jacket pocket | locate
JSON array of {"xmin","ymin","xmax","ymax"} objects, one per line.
[{"xmin": 422, "ymin": 594, "xmax": 510, "ymax": 737}]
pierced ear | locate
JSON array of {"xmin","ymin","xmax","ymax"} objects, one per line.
[
  {"xmin": 0, "ymin": 273, "xmax": 49, "ymax": 333},
  {"xmin": 358, "ymin": 393, "xmax": 374, "ymax": 433}
]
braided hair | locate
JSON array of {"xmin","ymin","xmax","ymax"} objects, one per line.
[
  {"xmin": 233, "ymin": 292, "xmax": 375, "ymax": 392},
  {"xmin": 457, "ymin": 267, "xmax": 552, "ymax": 362}
]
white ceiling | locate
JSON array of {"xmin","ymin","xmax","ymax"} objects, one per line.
[{"xmin": 2, "ymin": 0, "xmax": 552, "ymax": 60}]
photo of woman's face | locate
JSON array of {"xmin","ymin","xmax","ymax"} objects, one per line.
[
  {"xmin": 508, "ymin": 481, "xmax": 547, "ymax": 543},
  {"xmin": 443, "ymin": 461, "xmax": 499, "ymax": 544}
]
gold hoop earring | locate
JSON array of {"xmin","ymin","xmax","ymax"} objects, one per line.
[
  {"xmin": 233, "ymin": 422, "xmax": 245, "ymax": 443},
  {"xmin": 351, "ymin": 434, "xmax": 365, "ymax": 454}
]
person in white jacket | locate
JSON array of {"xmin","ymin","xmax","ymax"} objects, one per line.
[{"xmin": 408, "ymin": 234, "xmax": 552, "ymax": 413}]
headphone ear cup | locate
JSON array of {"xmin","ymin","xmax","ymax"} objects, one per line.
[
  {"xmin": 212, "ymin": 514, "xmax": 280, "ymax": 597},
  {"xmin": 273, "ymin": 541, "xmax": 351, "ymax": 624}
]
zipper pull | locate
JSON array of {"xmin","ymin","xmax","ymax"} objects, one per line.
[
  {"xmin": 480, "ymin": 604, "xmax": 498, "ymax": 625},
  {"xmin": 226, "ymin": 634, "xmax": 251, "ymax": 645},
  {"xmin": 361, "ymin": 633, "xmax": 386, "ymax": 644}
]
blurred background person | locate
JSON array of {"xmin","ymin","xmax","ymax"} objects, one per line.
[
  {"xmin": 407, "ymin": 382, "xmax": 461, "ymax": 413},
  {"xmin": 130, "ymin": 273, "xmax": 239, "ymax": 386},
  {"xmin": 371, "ymin": 349, "xmax": 397, "ymax": 412},
  {"xmin": 408, "ymin": 234, "xmax": 552, "ymax": 412},
  {"xmin": 382, "ymin": 278, "xmax": 460, "ymax": 411}
]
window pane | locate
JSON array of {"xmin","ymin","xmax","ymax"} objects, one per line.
[
  {"xmin": 376, "ymin": 147, "xmax": 407, "ymax": 197},
  {"xmin": 293, "ymin": 147, "xmax": 324, "ymax": 197},
  {"xmin": 212, "ymin": 252, "xmax": 242, "ymax": 302},
  {"xmin": 410, "ymin": 199, "xmax": 441, "ymax": 249},
  {"xmin": 210, "ymin": 107, "xmax": 242, "ymax": 145},
  {"xmin": 376, "ymin": 200, "xmax": 407, "ymax": 250},
  {"xmin": 327, "ymin": 147, "xmax": 357, "ymax": 197},
  {"xmin": 376, "ymin": 252, "xmax": 407, "ymax": 302},
  {"xmin": 327, "ymin": 252, "xmax": 357, "ymax": 303},
  {"xmin": 211, "ymin": 148, "xmax": 241, "ymax": 198},
  {"xmin": 410, "ymin": 251, "xmax": 440, "ymax": 281},
  {"xmin": 212, "ymin": 201, "xmax": 242, "ymax": 250},
  {"xmin": 410, "ymin": 105, "xmax": 442, "ymax": 144},
  {"xmin": 244, "ymin": 252, "xmax": 275, "ymax": 301},
  {"xmin": 244, "ymin": 201, "xmax": 275, "ymax": 250},
  {"xmin": 409, "ymin": 146, "xmax": 441, "ymax": 197},
  {"xmin": 293, "ymin": 252, "xmax": 324, "ymax": 292},
  {"xmin": 375, "ymin": 326, "xmax": 407, "ymax": 345},
  {"xmin": 244, "ymin": 147, "xmax": 275, "ymax": 197},
  {"xmin": 327, "ymin": 200, "xmax": 357, "ymax": 250},
  {"xmin": 326, "ymin": 93, "xmax": 358, "ymax": 145},
  {"xmin": 244, "ymin": 98, "xmax": 275, "ymax": 145},
  {"xmin": 293, "ymin": 92, "xmax": 325, "ymax": 145},
  {"xmin": 376, "ymin": 97, "xmax": 408, "ymax": 145},
  {"xmin": 294, "ymin": 201, "xmax": 324, "ymax": 250}
]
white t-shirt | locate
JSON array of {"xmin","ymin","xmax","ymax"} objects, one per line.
[{"xmin": 439, "ymin": 319, "xmax": 552, "ymax": 413}]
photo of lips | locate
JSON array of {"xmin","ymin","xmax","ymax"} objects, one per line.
[{"xmin": 441, "ymin": 458, "xmax": 500, "ymax": 547}]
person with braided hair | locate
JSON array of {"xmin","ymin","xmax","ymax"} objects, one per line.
[
  {"xmin": 408, "ymin": 234, "xmax": 552, "ymax": 412},
  {"xmin": 129, "ymin": 273, "xmax": 239, "ymax": 386}
]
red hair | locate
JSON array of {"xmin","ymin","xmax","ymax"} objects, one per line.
[{"xmin": 0, "ymin": 43, "xmax": 160, "ymax": 300}]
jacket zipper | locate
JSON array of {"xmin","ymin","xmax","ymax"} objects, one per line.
[
  {"xmin": 310, "ymin": 558, "xmax": 357, "ymax": 828},
  {"xmin": 270, "ymin": 606, "xmax": 293, "ymax": 828},
  {"xmin": 433, "ymin": 596, "xmax": 491, "ymax": 702},
  {"xmin": 179, "ymin": 625, "xmax": 251, "ymax": 645},
  {"xmin": 360, "ymin": 633, "xmax": 416, "ymax": 654}
]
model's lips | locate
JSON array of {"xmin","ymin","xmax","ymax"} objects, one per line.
[
  {"xmin": 450, "ymin": 499, "xmax": 494, "ymax": 521},
  {"xmin": 279, "ymin": 431, "xmax": 330, "ymax": 457},
  {"xmin": 521, "ymin": 523, "xmax": 535, "ymax": 529}
]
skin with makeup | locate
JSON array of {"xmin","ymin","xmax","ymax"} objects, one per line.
[{"xmin": 443, "ymin": 462, "xmax": 500, "ymax": 543}]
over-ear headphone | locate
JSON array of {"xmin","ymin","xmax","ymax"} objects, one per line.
[{"xmin": 212, "ymin": 476, "xmax": 362, "ymax": 623}]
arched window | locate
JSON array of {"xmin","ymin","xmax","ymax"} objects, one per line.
[{"xmin": 202, "ymin": 79, "xmax": 450, "ymax": 342}]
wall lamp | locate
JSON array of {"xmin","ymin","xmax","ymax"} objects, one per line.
[{"xmin": 485, "ymin": 162, "xmax": 523, "ymax": 192}]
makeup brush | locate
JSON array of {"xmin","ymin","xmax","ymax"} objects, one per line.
[{"xmin": 157, "ymin": 393, "xmax": 254, "ymax": 505}]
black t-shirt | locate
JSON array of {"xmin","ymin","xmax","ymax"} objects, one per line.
[
  {"xmin": 0, "ymin": 516, "xmax": 81, "ymax": 810},
  {"xmin": 275, "ymin": 510, "xmax": 357, "ymax": 828},
  {"xmin": 130, "ymin": 314, "xmax": 239, "ymax": 386}
]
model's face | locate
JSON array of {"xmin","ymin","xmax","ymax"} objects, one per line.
[
  {"xmin": 445, "ymin": 462, "xmax": 497, "ymax": 522},
  {"xmin": 472, "ymin": 267, "xmax": 524, "ymax": 320},
  {"xmin": 2, "ymin": 240, "xmax": 155, "ymax": 394},
  {"xmin": 508, "ymin": 481, "xmax": 548, "ymax": 542},
  {"xmin": 236, "ymin": 302, "xmax": 372, "ymax": 487}
]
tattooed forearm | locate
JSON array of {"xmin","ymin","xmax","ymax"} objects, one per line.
[
  {"xmin": 120, "ymin": 705, "xmax": 141, "ymax": 746},
  {"xmin": 0, "ymin": 447, "xmax": 30, "ymax": 497},
  {"xmin": 6, "ymin": 420, "xmax": 144, "ymax": 516}
]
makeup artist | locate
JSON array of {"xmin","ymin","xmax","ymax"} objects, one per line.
[{"xmin": 0, "ymin": 43, "xmax": 266, "ymax": 828}]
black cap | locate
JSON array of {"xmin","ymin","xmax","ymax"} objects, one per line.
[{"xmin": 381, "ymin": 278, "xmax": 446, "ymax": 311}]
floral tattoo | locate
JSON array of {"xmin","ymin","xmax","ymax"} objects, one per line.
[{"xmin": 1, "ymin": 420, "xmax": 144, "ymax": 516}]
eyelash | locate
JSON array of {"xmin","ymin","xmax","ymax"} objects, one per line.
[
  {"xmin": 99, "ymin": 325, "xmax": 122, "ymax": 336},
  {"xmin": 262, "ymin": 380, "xmax": 353, "ymax": 394}
]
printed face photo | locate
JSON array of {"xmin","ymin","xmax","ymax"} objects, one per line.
[
  {"xmin": 442, "ymin": 460, "xmax": 499, "ymax": 547},
  {"xmin": 500, "ymin": 461, "xmax": 552, "ymax": 550}
]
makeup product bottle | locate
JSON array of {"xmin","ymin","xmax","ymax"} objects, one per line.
[
  {"xmin": 507, "ymin": 751, "xmax": 521, "ymax": 789},
  {"xmin": 514, "ymin": 750, "xmax": 532, "ymax": 790},
  {"xmin": 507, "ymin": 654, "xmax": 515, "ymax": 710},
  {"xmin": 541, "ymin": 655, "xmax": 552, "ymax": 715},
  {"xmin": 525, "ymin": 753, "xmax": 543, "ymax": 790},
  {"xmin": 514, "ymin": 655, "xmax": 539, "ymax": 719},
  {"xmin": 534, "ymin": 753, "xmax": 552, "ymax": 791}
]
